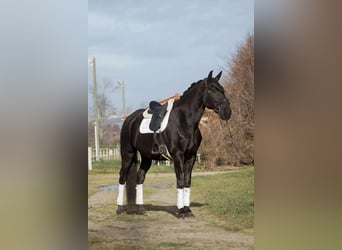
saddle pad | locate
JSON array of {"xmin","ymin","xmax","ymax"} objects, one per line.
[{"xmin": 139, "ymin": 99, "xmax": 174, "ymax": 134}]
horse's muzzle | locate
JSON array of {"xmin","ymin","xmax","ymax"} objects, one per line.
[{"xmin": 216, "ymin": 102, "xmax": 231, "ymax": 121}]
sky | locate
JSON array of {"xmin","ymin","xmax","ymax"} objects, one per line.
[{"xmin": 88, "ymin": 0, "xmax": 254, "ymax": 115}]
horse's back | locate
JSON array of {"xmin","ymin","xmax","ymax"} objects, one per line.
[{"xmin": 122, "ymin": 109, "xmax": 144, "ymax": 127}]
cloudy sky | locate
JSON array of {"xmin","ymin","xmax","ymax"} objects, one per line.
[{"xmin": 88, "ymin": 0, "xmax": 253, "ymax": 113}]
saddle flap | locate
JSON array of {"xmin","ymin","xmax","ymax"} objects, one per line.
[
  {"xmin": 149, "ymin": 102, "xmax": 167, "ymax": 131},
  {"xmin": 149, "ymin": 115, "xmax": 162, "ymax": 131}
]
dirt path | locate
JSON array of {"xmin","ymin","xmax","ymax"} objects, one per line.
[{"xmin": 88, "ymin": 172, "xmax": 253, "ymax": 249}]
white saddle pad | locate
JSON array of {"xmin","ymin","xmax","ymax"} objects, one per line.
[{"xmin": 139, "ymin": 99, "xmax": 174, "ymax": 134}]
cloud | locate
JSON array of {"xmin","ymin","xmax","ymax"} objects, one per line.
[{"xmin": 88, "ymin": 0, "xmax": 254, "ymax": 109}]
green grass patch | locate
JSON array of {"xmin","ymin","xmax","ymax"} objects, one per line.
[
  {"xmin": 89, "ymin": 159, "xmax": 122, "ymax": 174},
  {"xmin": 88, "ymin": 159, "xmax": 235, "ymax": 175},
  {"xmin": 192, "ymin": 167, "xmax": 254, "ymax": 232},
  {"xmin": 89, "ymin": 159, "xmax": 175, "ymax": 174}
]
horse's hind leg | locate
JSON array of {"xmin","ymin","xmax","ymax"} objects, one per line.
[
  {"xmin": 136, "ymin": 156, "xmax": 152, "ymax": 215},
  {"xmin": 116, "ymin": 148, "xmax": 138, "ymax": 214}
]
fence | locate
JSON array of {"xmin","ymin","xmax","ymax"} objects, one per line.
[
  {"xmin": 88, "ymin": 146, "xmax": 120, "ymax": 170},
  {"xmin": 90, "ymin": 146, "xmax": 120, "ymax": 161}
]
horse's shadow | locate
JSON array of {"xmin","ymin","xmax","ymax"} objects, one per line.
[{"xmin": 142, "ymin": 202, "xmax": 208, "ymax": 218}]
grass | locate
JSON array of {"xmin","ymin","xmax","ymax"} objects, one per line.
[
  {"xmin": 89, "ymin": 159, "xmax": 175, "ymax": 174},
  {"xmin": 88, "ymin": 159, "xmax": 234, "ymax": 175},
  {"xmin": 88, "ymin": 174, "xmax": 115, "ymax": 197},
  {"xmin": 192, "ymin": 167, "xmax": 254, "ymax": 232},
  {"xmin": 89, "ymin": 159, "xmax": 121, "ymax": 174},
  {"xmin": 87, "ymin": 159, "xmax": 174, "ymax": 198},
  {"xmin": 88, "ymin": 159, "xmax": 254, "ymax": 232}
]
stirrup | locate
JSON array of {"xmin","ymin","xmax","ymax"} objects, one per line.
[
  {"xmin": 159, "ymin": 144, "xmax": 168, "ymax": 155},
  {"xmin": 151, "ymin": 143, "xmax": 160, "ymax": 154}
]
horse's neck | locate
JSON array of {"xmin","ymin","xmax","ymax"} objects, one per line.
[{"xmin": 177, "ymin": 84, "xmax": 205, "ymax": 127}]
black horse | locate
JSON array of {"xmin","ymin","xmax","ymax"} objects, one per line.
[{"xmin": 116, "ymin": 70, "xmax": 231, "ymax": 218}]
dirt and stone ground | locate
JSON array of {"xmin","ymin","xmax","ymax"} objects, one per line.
[{"xmin": 88, "ymin": 172, "xmax": 253, "ymax": 249}]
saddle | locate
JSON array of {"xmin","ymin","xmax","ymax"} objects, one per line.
[
  {"xmin": 145, "ymin": 101, "xmax": 170, "ymax": 158},
  {"xmin": 139, "ymin": 95, "xmax": 180, "ymax": 160},
  {"xmin": 147, "ymin": 101, "xmax": 168, "ymax": 132}
]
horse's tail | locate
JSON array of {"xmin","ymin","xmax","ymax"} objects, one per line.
[{"xmin": 126, "ymin": 154, "xmax": 137, "ymax": 210}]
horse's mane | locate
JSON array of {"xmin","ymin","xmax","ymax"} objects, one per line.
[{"xmin": 180, "ymin": 79, "xmax": 204, "ymax": 98}]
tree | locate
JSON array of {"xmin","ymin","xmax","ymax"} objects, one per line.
[
  {"xmin": 199, "ymin": 34, "xmax": 254, "ymax": 166},
  {"xmin": 89, "ymin": 80, "xmax": 118, "ymax": 145},
  {"xmin": 225, "ymin": 34, "xmax": 254, "ymax": 165}
]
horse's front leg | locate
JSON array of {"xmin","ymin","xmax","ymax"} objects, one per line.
[
  {"xmin": 173, "ymin": 155, "xmax": 187, "ymax": 218},
  {"xmin": 174, "ymin": 154, "xmax": 196, "ymax": 218},
  {"xmin": 183, "ymin": 154, "xmax": 197, "ymax": 217}
]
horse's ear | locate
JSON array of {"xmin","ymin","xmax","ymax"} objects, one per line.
[
  {"xmin": 215, "ymin": 71, "xmax": 222, "ymax": 81},
  {"xmin": 208, "ymin": 70, "xmax": 213, "ymax": 79}
]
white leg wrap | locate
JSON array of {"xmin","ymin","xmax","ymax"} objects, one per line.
[
  {"xmin": 177, "ymin": 188, "xmax": 184, "ymax": 209},
  {"xmin": 117, "ymin": 184, "xmax": 125, "ymax": 206},
  {"xmin": 184, "ymin": 187, "xmax": 191, "ymax": 207},
  {"xmin": 136, "ymin": 184, "xmax": 144, "ymax": 205}
]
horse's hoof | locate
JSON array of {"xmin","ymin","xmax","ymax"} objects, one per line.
[
  {"xmin": 177, "ymin": 214, "xmax": 186, "ymax": 219},
  {"xmin": 136, "ymin": 205, "xmax": 147, "ymax": 216},
  {"xmin": 184, "ymin": 206, "xmax": 194, "ymax": 217},
  {"xmin": 176, "ymin": 208, "xmax": 186, "ymax": 219},
  {"xmin": 116, "ymin": 205, "xmax": 125, "ymax": 215}
]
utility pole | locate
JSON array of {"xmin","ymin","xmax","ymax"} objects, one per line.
[
  {"xmin": 122, "ymin": 80, "xmax": 126, "ymax": 119},
  {"xmin": 92, "ymin": 57, "xmax": 100, "ymax": 161},
  {"xmin": 117, "ymin": 80, "xmax": 126, "ymax": 120}
]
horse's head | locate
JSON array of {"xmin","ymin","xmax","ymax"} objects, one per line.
[{"xmin": 203, "ymin": 70, "xmax": 232, "ymax": 121}]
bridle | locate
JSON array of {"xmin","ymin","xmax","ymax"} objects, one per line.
[{"xmin": 204, "ymin": 80, "xmax": 230, "ymax": 113}]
